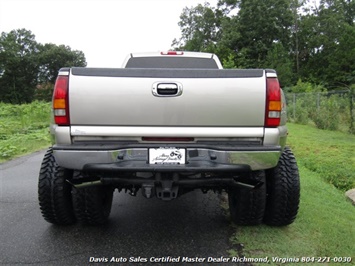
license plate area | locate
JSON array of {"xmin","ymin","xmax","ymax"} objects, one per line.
[{"xmin": 149, "ymin": 147, "xmax": 186, "ymax": 165}]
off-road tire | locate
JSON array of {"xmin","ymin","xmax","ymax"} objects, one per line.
[
  {"xmin": 38, "ymin": 148, "xmax": 76, "ymax": 225},
  {"xmin": 228, "ymin": 170, "xmax": 266, "ymax": 225},
  {"xmin": 264, "ymin": 147, "xmax": 300, "ymax": 226},
  {"xmin": 72, "ymin": 183, "xmax": 114, "ymax": 225}
]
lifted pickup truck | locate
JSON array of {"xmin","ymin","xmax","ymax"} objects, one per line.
[{"xmin": 38, "ymin": 51, "xmax": 300, "ymax": 226}]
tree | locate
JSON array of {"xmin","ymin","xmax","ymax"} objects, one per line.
[
  {"xmin": 265, "ymin": 43, "xmax": 294, "ymax": 87},
  {"xmin": 38, "ymin": 43, "xmax": 86, "ymax": 84},
  {"xmin": 233, "ymin": 0, "xmax": 294, "ymax": 68},
  {"xmin": 214, "ymin": 15, "xmax": 241, "ymax": 64},
  {"xmin": 172, "ymin": 2, "xmax": 222, "ymax": 52},
  {"xmin": 325, "ymin": 23, "xmax": 355, "ymax": 85},
  {"xmin": 175, "ymin": 0, "xmax": 295, "ymax": 70},
  {"xmin": 0, "ymin": 28, "xmax": 87, "ymax": 103},
  {"xmin": 0, "ymin": 29, "xmax": 39, "ymax": 103},
  {"xmin": 297, "ymin": 0, "xmax": 355, "ymax": 86},
  {"xmin": 36, "ymin": 43, "xmax": 86, "ymax": 101},
  {"xmin": 174, "ymin": 0, "xmax": 354, "ymax": 90}
]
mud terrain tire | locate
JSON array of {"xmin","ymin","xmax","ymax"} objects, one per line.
[
  {"xmin": 264, "ymin": 147, "xmax": 300, "ymax": 226},
  {"xmin": 228, "ymin": 170, "xmax": 266, "ymax": 225},
  {"xmin": 72, "ymin": 183, "xmax": 114, "ymax": 225},
  {"xmin": 38, "ymin": 148, "xmax": 76, "ymax": 225}
]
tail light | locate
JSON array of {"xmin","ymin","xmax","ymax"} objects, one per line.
[
  {"xmin": 53, "ymin": 75, "xmax": 70, "ymax": 125},
  {"xmin": 161, "ymin": 51, "xmax": 184, "ymax": 55},
  {"xmin": 265, "ymin": 77, "xmax": 281, "ymax": 127}
]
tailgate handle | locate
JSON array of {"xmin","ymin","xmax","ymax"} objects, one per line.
[{"xmin": 152, "ymin": 82, "xmax": 183, "ymax": 97}]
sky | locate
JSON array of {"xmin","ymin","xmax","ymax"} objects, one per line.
[{"xmin": 0, "ymin": 0, "xmax": 217, "ymax": 67}]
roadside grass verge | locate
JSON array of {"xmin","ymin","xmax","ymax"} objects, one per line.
[
  {"xmin": 230, "ymin": 123, "xmax": 355, "ymax": 265},
  {"xmin": 230, "ymin": 166, "xmax": 355, "ymax": 265},
  {"xmin": 0, "ymin": 101, "xmax": 51, "ymax": 162},
  {"xmin": 286, "ymin": 123, "xmax": 355, "ymax": 191}
]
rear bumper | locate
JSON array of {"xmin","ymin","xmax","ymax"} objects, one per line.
[{"xmin": 53, "ymin": 144, "xmax": 282, "ymax": 172}]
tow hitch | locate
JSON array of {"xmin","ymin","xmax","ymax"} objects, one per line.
[{"xmin": 142, "ymin": 173, "xmax": 179, "ymax": 201}]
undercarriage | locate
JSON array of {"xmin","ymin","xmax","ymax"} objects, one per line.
[{"xmin": 69, "ymin": 171, "xmax": 264, "ymax": 201}]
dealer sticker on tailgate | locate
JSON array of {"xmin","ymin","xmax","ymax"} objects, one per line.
[{"xmin": 149, "ymin": 148, "xmax": 186, "ymax": 164}]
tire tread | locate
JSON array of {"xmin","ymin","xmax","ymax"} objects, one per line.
[
  {"xmin": 72, "ymin": 180, "xmax": 114, "ymax": 225},
  {"xmin": 228, "ymin": 171, "xmax": 266, "ymax": 225},
  {"xmin": 38, "ymin": 148, "xmax": 76, "ymax": 225},
  {"xmin": 264, "ymin": 147, "xmax": 300, "ymax": 226}
]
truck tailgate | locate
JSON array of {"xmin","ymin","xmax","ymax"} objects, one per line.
[{"xmin": 68, "ymin": 68, "xmax": 266, "ymax": 127}]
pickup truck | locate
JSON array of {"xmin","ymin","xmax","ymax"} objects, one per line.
[{"xmin": 38, "ymin": 51, "xmax": 300, "ymax": 226}]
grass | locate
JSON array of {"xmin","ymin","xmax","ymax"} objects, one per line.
[
  {"xmin": 0, "ymin": 101, "xmax": 51, "ymax": 162},
  {"xmin": 230, "ymin": 167, "xmax": 355, "ymax": 265},
  {"xmin": 287, "ymin": 123, "xmax": 355, "ymax": 191},
  {"xmin": 230, "ymin": 123, "xmax": 355, "ymax": 265}
]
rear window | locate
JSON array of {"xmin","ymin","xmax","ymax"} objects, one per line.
[{"xmin": 125, "ymin": 57, "xmax": 219, "ymax": 69}]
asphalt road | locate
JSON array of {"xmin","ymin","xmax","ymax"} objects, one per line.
[{"xmin": 0, "ymin": 150, "xmax": 245, "ymax": 266}]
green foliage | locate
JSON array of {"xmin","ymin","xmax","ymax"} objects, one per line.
[
  {"xmin": 296, "ymin": 0, "xmax": 355, "ymax": 86},
  {"xmin": 0, "ymin": 29, "xmax": 39, "ymax": 103},
  {"xmin": 235, "ymin": 0, "xmax": 293, "ymax": 68},
  {"xmin": 34, "ymin": 83, "xmax": 54, "ymax": 102},
  {"xmin": 327, "ymin": 23, "xmax": 355, "ymax": 85},
  {"xmin": 222, "ymin": 54, "xmax": 237, "ymax": 69},
  {"xmin": 0, "ymin": 101, "xmax": 51, "ymax": 161},
  {"xmin": 175, "ymin": 0, "xmax": 355, "ymax": 88},
  {"xmin": 172, "ymin": 2, "xmax": 222, "ymax": 52},
  {"xmin": 311, "ymin": 95, "xmax": 341, "ymax": 131},
  {"xmin": 0, "ymin": 28, "xmax": 86, "ymax": 104},
  {"xmin": 265, "ymin": 43, "xmax": 294, "ymax": 87},
  {"xmin": 350, "ymin": 85, "xmax": 355, "ymax": 134},
  {"xmin": 291, "ymin": 79, "xmax": 326, "ymax": 93},
  {"xmin": 293, "ymin": 98, "xmax": 310, "ymax": 124},
  {"xmin": 38, "ymin": 43, "xmax": 86, "ymax": 84},
  {"xmin": 286, "ymin": 85, "xmax": 353, "ymax": 132}
]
